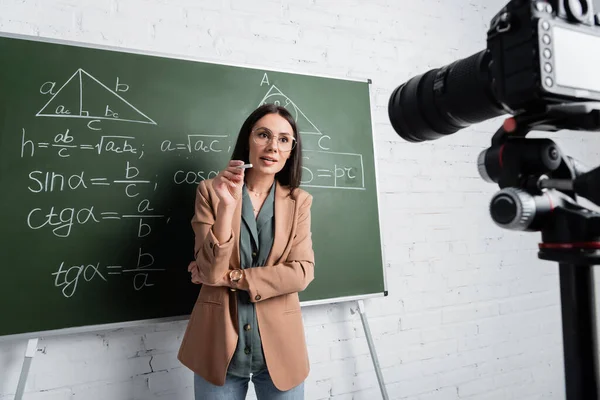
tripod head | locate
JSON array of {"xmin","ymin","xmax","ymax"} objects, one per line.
[{"xmin": 477, "ymin": 102, "xmax": 600, "ymax": 265}]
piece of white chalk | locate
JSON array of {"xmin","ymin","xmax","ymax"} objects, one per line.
[{"xmin": 237, "ymin": 163, "xmax": 253, "ymax": 169}]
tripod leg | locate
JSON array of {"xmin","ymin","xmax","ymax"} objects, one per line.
[{"xmin": 558, "ymin": 264, "xmax": 599, "ymax": 400}]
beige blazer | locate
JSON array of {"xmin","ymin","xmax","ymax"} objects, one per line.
[{"xmin": 177, "ymin": 178, "xmax": 315, "ymax": 391}]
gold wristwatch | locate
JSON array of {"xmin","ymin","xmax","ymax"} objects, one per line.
[{"xmin": 229, "ymin": 269, "xmax": 243, "ymax": 291}]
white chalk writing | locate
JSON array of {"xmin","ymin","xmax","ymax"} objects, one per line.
[{"xmin": 17, "ymin": 69, "xmax": 373, "ymax": 302}]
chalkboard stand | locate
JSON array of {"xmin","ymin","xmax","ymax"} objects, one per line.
[
  {"xmin": 358, "ymin": 300, "xmax": 389, "ymax": 399},
  {"xmin": 14, "ymin": 338, "xmax": 38, "ymax": 400}
]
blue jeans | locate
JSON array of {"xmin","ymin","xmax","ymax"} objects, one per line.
[{"xmin": 194, "ymin": 370, "xmax": 304, "ymax": 400}]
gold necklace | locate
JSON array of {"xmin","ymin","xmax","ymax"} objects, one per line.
[{"xmin": 247, "ymin": 188, "xmax": 268, "ymax": 198}]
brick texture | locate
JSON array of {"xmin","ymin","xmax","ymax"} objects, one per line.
[{"xmin": 2, "ymin": 0, "xmax": 600, "ymax": 399}]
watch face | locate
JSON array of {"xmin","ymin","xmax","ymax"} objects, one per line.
[{"xmin": 230, "ymin": 269, "xmax": 243, "ymax": 281}]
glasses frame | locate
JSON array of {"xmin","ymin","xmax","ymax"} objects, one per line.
[{"xmin": 251, "ymin": 128, "xmax": 297, "ymax": 152}]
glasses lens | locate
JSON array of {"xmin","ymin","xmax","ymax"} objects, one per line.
[
  {"xmin": 278, "ymin": 135, "xmax": 296, "ymax": 151},
  {"xmin": 253, "ymin": 129, "xmax": 270, "ymax": 146},
  {"xmin": 253, "ymin": 129, "xmax": 296, "ymax": 152}
]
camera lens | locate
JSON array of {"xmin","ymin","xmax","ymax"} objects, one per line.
[{"xmin": 388, "ymin": 50, "xmax": 505, "ymax": 142}]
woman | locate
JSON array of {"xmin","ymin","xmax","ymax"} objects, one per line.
[{"xmin": 178, "ymin": 104, "xmax": 315, "ymax": 400}]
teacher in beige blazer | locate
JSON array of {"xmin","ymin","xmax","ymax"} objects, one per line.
[{"xmin": 178, "ymin": 104, "xmax": 315, "ymax": 400}]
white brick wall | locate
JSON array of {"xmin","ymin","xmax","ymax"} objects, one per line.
[{"xmin": 2, "ymin": 0, "xmax": 600, "ymax": 399}]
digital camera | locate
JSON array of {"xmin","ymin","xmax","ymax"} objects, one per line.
[{"xmin": 388, "ymin": 0, "xmax": 600, "ymax": 142}]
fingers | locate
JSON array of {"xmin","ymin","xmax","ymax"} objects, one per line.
[
  {"xmin": 187, "ymin": 261, "xmax": 196, "ymax": 272},
  {"xmin": 217, "ymin": 160, "xmax": 246, "ymax": 188},
  {"xmin": 189, "ymin": 263, "xmax": 202, "ymax": 284},
  {"xmin": 222, "ymin": 169, "xmax": 243, "ymax": 184},
  {"xmin": 228, "ymin": 160, "xmax": 245, "ymax": 168},
  {"xmin": 225, "ymin": 161, "xmax": 246, "ymax": 177}
]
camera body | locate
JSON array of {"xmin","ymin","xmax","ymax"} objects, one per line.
[{"xmin": 487, "ymin": 0, "xmax": 600, "ymax": 115}]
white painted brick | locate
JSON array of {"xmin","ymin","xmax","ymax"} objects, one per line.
[
  {"xmin": 371, "ymin": 331, "xmax": 422, "ymax": 367},
  {"xmin": 457, "ymin": 376, "xmax": 495, "ymax": 397},
  {"xmin": 304, "ymin": 302, "xmax": 356, "ymax": 326},
  {"xmin": 307, "ymin": 343, "xmax": 333, "ymax": 365},
  {"xmin": 308, "ymin": 359, "xmax": 355, "ymax": 381},
  {"xmin": 71, "ymin": 376, "xmax": 149, "ymax": 400},
  {"xmin": 305, "ymin": 379, "xmax": 332, "ymax": 400},
  {"xmin": 494, "ymin": 368, "xmax": 534, "ymax": 389},
  {"xmin": 80, "ymin": 9, "xmax": 153, "ymax": 45},
  {"xmin": 400, "ymin": 339, "xmax": 458, "ymax": 364},
  {"xmin": 20, "ymin": 390, "xmax": 73, "ymax": 400},
  {"xmin": 459, "ymin": 388, "xmax": 507, "ymax": 400},
  {"xmin": 116, "ymin": 0, "xmax": 185, "ymax": 23},
  {"xmin": 150, "ymin": 352, "xmax": 181, "ymax": 372},
  {"xmin": 457, "ymin": 332, "xmax": 507, "ymax": 353},
  {"xmin": 304, "ymin": 321, "xmax": 355, "ymax": 346},
  {"xmin": 32, "ymin": 355, "xmax": 152, "ymax": 391},
  {"xmin": 328, "ymin": 395, "xmax": 352, "ymax": 400},
  {"xmin": 287, "ymin": 5, "xmax": 339, "ymax": 27},
  {"xmin": 354, "ymin": 314, "xmax": 400, "ymax": 338},
  {"xmin": 184, "ymin": 8, "xmax": 222, "ymax": 28},
  {"xmin": 248, "ymin": 19, "xmax": 299, "ymax": 42},
  {"xmin": 353, "ymin": 354, "xmax": 375, "ymax": 374},
  {"xmin": 441, "ymin": 302, "xmax": 500, "ymax": 324},
  {"xmin": 351, "ymin": 37, "xmax": 397, "ymax": 58},
  {"xmin": 230, "ymin": 0, "xmax": 284, "ymax": 18},
  {"xmin": 1, "ymin": 1, "xmax": 75, "ymax": 30},
  {"xmin": 331, "ymin": 371, "xmax": 379, "ymax": 395},
  {"xmin": 497, "ymin": 291, "xmax": 557, "ymax": 315},
  {"xmin": 420, "ymin": 322, "xmax": 478, "ymax": 344},
  {"xmin": 401, "ymin": 310, "xmax": 442, "ymax": 330},
  {"xmin": 142, "ymin": 330, "xmax": 182, "ymax": 353},
  {"xmin": 147, "ymin": 367, "xmax": 191, "ymax": 396},
  {"xmin": 455, "ymin": 346, "xmax": 496, "ymax": 368},
  {"xmin": 349, "ymin": 387, "xmax": 386, "ymax": 400},
  {"xmin": 359, "ymin": 295, "xmax": 404, "ymax": 318},
  {"xmin": 417, "ymin": 354, "xmax": 464, "ymax": 376},
  {"xmin": 329, "ymin": 338, "xmax": 370, "ymax": 361},
  {"xmin": 387, "ymin": 375, "xmax": 440, "ymax": 399},
  {"xmin": 437, "ymin": 365, "xmax": 478, "ymax": 387},
  {"xmin": 145, "ymin": 388, "xmax": 194, "ymax": 400},
  {"xmin": 381, "ymin": 361, "xmax": 425, "ymax": 383},
  {"xmin": 3, "ymin": 0, "xmax": 599, "ymax": 399},
  {"xmin": 417, "ymin": 386, "xmax": 459, "ymax": 400},
  {"xmin": 153, "ymin": 22, "xmax": 214, "ymax": 54}
]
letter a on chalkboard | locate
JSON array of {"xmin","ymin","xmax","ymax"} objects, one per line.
[
  {"xmin": 258, "ymin": 85, "xmax": 321, "ymax": 136},
  {"xmin": 36, "ymin": 69, "xmax": 156, "ymax": 125}
]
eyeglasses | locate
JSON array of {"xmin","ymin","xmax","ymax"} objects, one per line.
[{"xmin": 251, "ymin": 128, "xmax": 297, "ymax": 152}]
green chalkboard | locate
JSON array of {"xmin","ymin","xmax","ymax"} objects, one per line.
[{"xmin": 0, "ymin": 33, "xmax": 386, "ymax": 338}]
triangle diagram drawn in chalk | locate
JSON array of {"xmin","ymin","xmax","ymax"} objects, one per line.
[
  {"xmin": 36, "ymin": 69, "xmax": 156, "ymax": 125},
  {"xmin": 258, "ymin": 85, "xmax": 322, "ymax": 135}
]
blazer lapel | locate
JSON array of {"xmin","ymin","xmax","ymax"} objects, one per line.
[
  {"xmin": 231, "ymin": 196, "xmax": 243, "ymax": 270},
  {"xmin": 266, "ymin": 181, "xmax": 295, "ymax": 266}
]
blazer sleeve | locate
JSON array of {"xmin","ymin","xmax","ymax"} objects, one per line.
[
  {"xmin": 243, "ymin": 194, "xmax": 315, "ymax": 303},
  {"xmin": 192, "ymin": 180, "xmax": 235, "ymax": 285}
]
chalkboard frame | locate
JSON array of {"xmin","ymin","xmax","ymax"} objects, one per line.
[{"xmin": 0, "ymin": 31, "xmax": 388, "ymax": 342}]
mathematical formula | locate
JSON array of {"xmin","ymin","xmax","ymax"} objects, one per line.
[{"xmin": 52, "ymin": 248, "xmax": 164, "ymax": 298}]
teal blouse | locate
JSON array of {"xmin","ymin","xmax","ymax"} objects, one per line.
[{"xmin": 227, "ymin": 182, "xmax": 276, "ymax": 377}]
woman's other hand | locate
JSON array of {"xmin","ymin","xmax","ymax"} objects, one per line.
[{"xmin": 188, "ymin": 260, "xmax": 231, "ymax": 287}]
